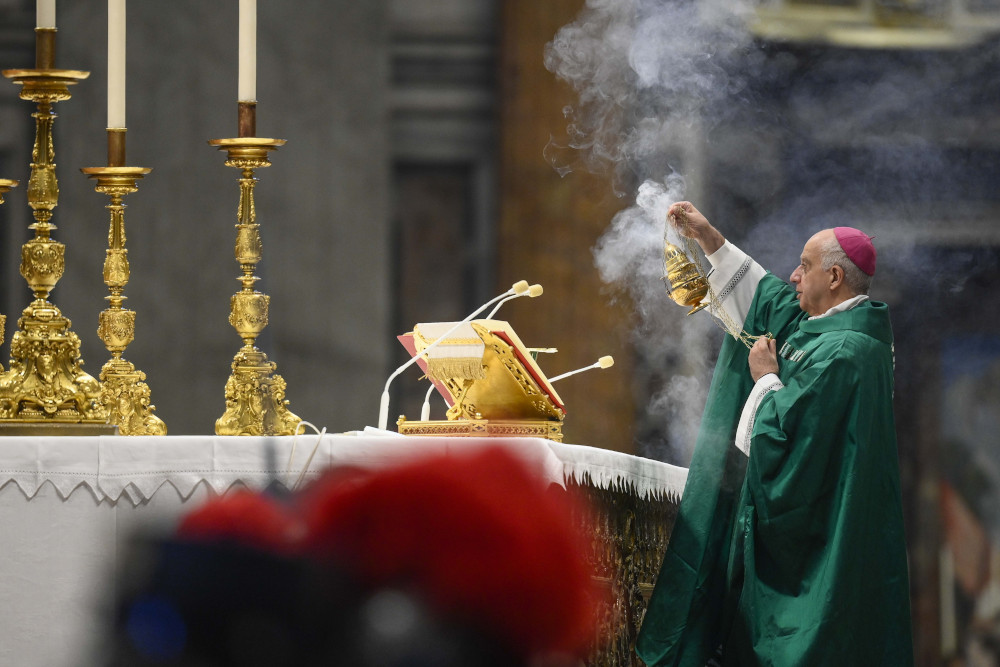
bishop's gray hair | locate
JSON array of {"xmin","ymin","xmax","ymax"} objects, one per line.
[{"xmin": 820, "ymin": 235, "xmax": 873, "ymax": 295}]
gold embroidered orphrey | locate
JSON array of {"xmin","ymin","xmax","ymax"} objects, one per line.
[
  {"xmin": 0, "ymin": 65, "xmax": 111, "ymax": 425},
  {"xmin": 209, "ymin": 137, "xmax": 303, "ymax": 436},
  {"xmin": 665, "ymin": 208, "xmax": 768, "ymax": 350}
]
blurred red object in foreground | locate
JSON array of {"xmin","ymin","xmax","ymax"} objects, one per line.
[{"xmin": 298, "ymin": 445, "xmax": 600, "ymax": 658}]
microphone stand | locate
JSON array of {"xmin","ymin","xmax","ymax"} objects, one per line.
[{"xmin": 377, "ymin": 281, "xmax": 530, "ymax": 431}]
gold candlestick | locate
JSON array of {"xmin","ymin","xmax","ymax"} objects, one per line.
[
  {"xmin": 0, "ymin": 49, "xmax": 109, "ymax": 426},
  {"xmin": 208, "ymin": 133, "xmax": 302, "ymax": 436},
  {"xmin": 0, "ymin": 178, "xmax": 17, "ymax": 203},
  {"xmin": 0, "ymin": 179, "xmax": 17, "ymax": 374},
  {"xmin": 81, "ymin": 132, "xmax": 166, "ymax": 436}
]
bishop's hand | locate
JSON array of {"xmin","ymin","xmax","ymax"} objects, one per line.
[
  {"xmin": 667, "ymin": 201, "xmax": 725, "ymax": 255},
  {"xmin": 749, "ymin": 336, "xmax": 779, "ymax": 382}
]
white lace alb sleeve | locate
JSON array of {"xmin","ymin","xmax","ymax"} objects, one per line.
[
  {"xmin": 702, "ymin": 241, "xmax": 766, "ymax": 336},
  {"xmin": 735, "ymin": 372, "xmax": 784, "ymax": 456}
]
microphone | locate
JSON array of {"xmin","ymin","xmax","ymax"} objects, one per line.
[
  {"xmin": 418, "ymin": 283, "xmax": 543, "ymax": 421},
  {"xmin": 484, "ymin": 283, "xmax": 543, "ymax": 319},
  {"xmin": 548, "ymin": 355, "xmax": 614, "ymax": 383},
  {"xmin": 378, "ymin": 280, "xmax": 532, "ymax": 431}
]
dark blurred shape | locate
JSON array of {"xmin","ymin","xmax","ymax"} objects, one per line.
[{"xmin": 103, "ymin": 446, "xmax": 600, "ymax": 666}]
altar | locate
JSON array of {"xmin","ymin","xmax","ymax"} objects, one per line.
[{"xmin": 0, "ymin": 434, "xmax": 685, "ymax": 667}]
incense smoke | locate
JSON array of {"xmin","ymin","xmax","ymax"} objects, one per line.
[
  {"xmin": 547, "ymin": 0, "xmax": 757, "ymax": 462},
  {"xmin": 544, "ymin": 0, "xmax": 756, "ymax": 193},
  {"xmin": 546, "ymin": 0, "xmax": 1000, "ymax": 464}
]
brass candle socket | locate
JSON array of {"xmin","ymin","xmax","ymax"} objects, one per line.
[
  {"xmin": 35, "ymin": 28, "xmax": 56, "ymax": 70},
  {"xmin": 81, "ymin": 156, "xmax": 167, "ymax": 436},
  {"xmin": 209, "ymin": 137, "xmax": 303, "ymax": 436},
  {"xmin": 0, "ymin": 66, "xmax": 110, "ymax": 426}
]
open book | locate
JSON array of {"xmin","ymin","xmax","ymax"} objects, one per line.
[{"xmin": 397, "ymin": 319, "xmax": 565, "ymax": 422}]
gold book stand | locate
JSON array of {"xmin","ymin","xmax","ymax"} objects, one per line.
[{"xmin": 395, "ymin": 319, "xmax": 566, "ymax": 442}]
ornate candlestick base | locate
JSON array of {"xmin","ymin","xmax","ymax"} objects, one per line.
[
  {"xmin": 217, "ymin": 347, "xmax": 301, "ymax": 436},
  {"xmin": 82, "ymin": 163, "xmax": 166, "ymax": 436},
  {"xmin": 209, "ymin": 137, "xmax": 302, "ymax": 436},
  {"xmin": 99, "ymin": 358, "xmax": 165, "ymax": 436},
  {"xmin": 0, "ymin": 306, "xmax": 105, "ymax": 422},
  {"xmin": 0, "ymin": 67, "xmax": 110, "ymax": 427}
]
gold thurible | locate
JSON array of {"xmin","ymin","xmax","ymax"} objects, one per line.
[
  {"xmin": 0, "ymin": 32, "xmax": 109, "ymax": 425},
  {"xmin": 663, "ymin": 241, "xmax": 709, "ymax": 315},
  {"xmin": 0, "ymin": 179, "xmax": 18, "ymax": 374},
  {"xmin": 81, "ymin": 130, "xmax": 166, "ymax": 435},
  {"xmin": 209, "ymin": 103, "xmax": 302, "ymax": 435}
]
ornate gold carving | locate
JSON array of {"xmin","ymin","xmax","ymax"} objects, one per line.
[
  {"xmin": 0, "ymin": 313, "xmax": 106, "ymax": 421},
  {"xmin": 209, "ymin": 137, "xmax": 301, "ymax": 436},
  {"xmin": 216, "ymin": 347, "xmax": 301, "ymax": 436},
  {"xmin": 82, "ymin": 163, "xmax": 165, "ymax": 435},
  {"xmin": 229, "ymin": 291, "xmax": 270, "ymax": 342},
  {"xmin": 564, "ymin": 475, "xmax": 678, "ymax": 667},
  {"xmin": 402, "ymin": 321, "xmax": 565, "ymax": 439},
  {"xmin": 20, "ymin": 238, "xmax": 65, "ymax": 296},
  {"xmin": 98, "ymin": 308, "xmax": 135, "ymax": 353},
  {"xmin": 104, "ymin": 248, "xmax": 130, "ymax": 290},
  {"xmin": 0, "ymin": 68, "xmax": 108, "ymax": 425},
  {"xmin": 99, "ymin": 358, "xmax": 166, "ymax": 436},
  {"xmin": 396, "ymin": 416, "xmax": 564, "ymax": 442}
]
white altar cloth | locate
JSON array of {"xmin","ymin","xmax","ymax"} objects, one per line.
[{"xmin": 0, "ymin": 434, "xmax": 686, "ymax": 667}]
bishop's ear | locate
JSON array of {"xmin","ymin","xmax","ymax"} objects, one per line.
[{"xmin": 829, "ymin": 265, "xmax": 845, "ymax": 290}]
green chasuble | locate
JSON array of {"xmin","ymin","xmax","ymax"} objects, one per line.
[{"xmin": 637, "ymin": 274, "xmax": 913, "ymax": 667}]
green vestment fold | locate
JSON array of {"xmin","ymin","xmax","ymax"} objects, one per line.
[{"xmin": 637, "ymin": 275, "xmax": 913, "ymax": 667}]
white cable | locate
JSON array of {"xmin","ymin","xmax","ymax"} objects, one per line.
[
  {"xmin": 420, "ymin": 383, "xmax": 436, "ymax": 421},
  {"xmin": 290, "ymin": 420, "xmax": 327, "ymax": 491}
]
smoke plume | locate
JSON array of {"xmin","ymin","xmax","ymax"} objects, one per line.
[{"xmin": 546, "ymin": 0, "xmax": 1000, "ymax": 463}]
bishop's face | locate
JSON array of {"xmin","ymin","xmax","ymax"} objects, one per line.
[{"xmin": 790, "ymin": 230, "xmax": 836, "ymax": 317}]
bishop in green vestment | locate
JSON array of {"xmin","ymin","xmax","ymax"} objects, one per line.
[{"xmin": 636, "ymin": 203, "xmax": 913, "ymax": 667}]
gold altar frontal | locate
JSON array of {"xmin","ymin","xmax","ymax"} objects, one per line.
[{"xmin": 396, "ymin": 416, "xmax": 563, "ymax": 442}]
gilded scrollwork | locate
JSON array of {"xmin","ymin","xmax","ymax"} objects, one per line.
[
  {"xmin": 103, "ymin": 248, "xmax": 130, "ymax": 289},
  {"xmin": 210, "ymin": 138, "xmax": 300, "ymax": 437},
  {"xmin": 97, "ymin": 308, "xmax": 136, "ymax": 352},
  {"xmin": 396, "ymin": 416, "xmax": 564, "ymax": 441},
  {"xmin": 216, "ymin": 348, "xmax": 302, "ymax": 436},
  {"xmin": 235, "ymin": 223, "xmax": 262, "ymax": 266},
  {"xmin": 27, "ymin": 165, "xmax": 58, "ymax": 210},
  {"xmin": 0, "ymin": 317, "xmax": 107, "ymax": 421},
  {"xmin": 20, "ymin": 240, "xmax": 65, "ymax": 295},
  {"xmin": 100, "ymin": 360, "xmax": 166, "ymax": 436},
  {"xmin": 229, "ymin": 291, "xmax": 270, "ymax": 338},
  {"xmin": 82, "ymin": 166, "xmax": 165, "ymax": 435},
  {"xmin": 565, "ymin": 476, "xmax": 678, "ymax": 667},
  {"xmin": 2, "ymin": 69, "xmax": 110, "ymax": 426}
]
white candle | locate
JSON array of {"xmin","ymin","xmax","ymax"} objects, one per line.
[
  {"xmin": 37, "ymin": 0, "xmax": 56, "ymax": 29},
  {"xmin": 238, "ymin": 0, "xmax": 256, "ymax": 102},
  {"xmin": 107, "ymin": 0, "xmax": 126, "ymax": 128}
]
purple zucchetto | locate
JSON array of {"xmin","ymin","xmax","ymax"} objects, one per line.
[{"xmin": 834, "ymin": 227, "xmax": 876, "ymax": 276}]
